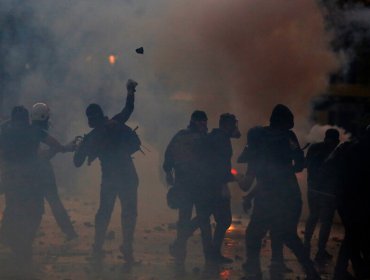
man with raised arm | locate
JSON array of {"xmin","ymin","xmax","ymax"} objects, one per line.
[{"xmin": 73, "ymin": 79, "xmax": 140, "ymax": 265}]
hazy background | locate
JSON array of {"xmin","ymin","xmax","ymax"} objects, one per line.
[{"xmin": 0, "ymin": 0, "xmax": 345, "ymax": 224}]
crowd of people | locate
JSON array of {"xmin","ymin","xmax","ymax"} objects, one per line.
[
  {"xmin": 0, "ymin": 79, "xmax": 369, "ymax": 280},
  {"xmin": 164, "ymin": 103, "xmax": 370, "ymax": 280}
]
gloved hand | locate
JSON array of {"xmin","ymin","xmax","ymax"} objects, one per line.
[
  {"xmin": 166, "ymin": 171, "xmax": 175, "ymax": 186},
  {"xmin": 63, "ymin": 140, "xmax": 78, "ymax": 152},
  {"xmin": 126, "ymin": 79, "xmax": 138, "ymax": 94}
]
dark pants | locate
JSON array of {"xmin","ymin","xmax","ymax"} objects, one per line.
[
  {"xmin": 245, "ymin": 192, "xmax": 314, "ymax": 274},
  {"xmin": 270, "ymin": 230, "xmax": 285, "ymax": 263},
  {"xmin": 0, "ymin": 164, "xmax": 44, "ymax": 263},
  {"xmin": 175, "ymin": 184, "xmax": 233, "ymax": 261},
  {"xmin": 41, "ymin": 160, "xmax": 76, "ymax": 237},
  {"xmin": 212, "ymin": 197, "xmax": 232, "ymax": 256},
  {"xmin": 304, "ymin": 190, "xmax": 336, "ymax": 253},
  {"xmin": 193, "ymin": 185, "xmax": 232, "ymax": 258},
  {"xmin": 174, "ymin": 191, "xmax": 214, "ymax": 260},
  {"xmin": 334, "ymin": 205, "xmax": 370, "ymax": 279},
  {"xmin": 0, "ymin": 191, "xmax": 43, "ymax": 262},
  {"xmin": 94, "ymin": 175, "xmax": 138, "ymax": 258}
]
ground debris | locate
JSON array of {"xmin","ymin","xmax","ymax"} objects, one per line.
[
  {"xmin": 83, "ymin": 222, "xmax": 94, "ymax": 228},
  {"xmin": 153, "ymin": 226, "xmax": 165, "ymax": 232},
  {"xmin": 167, "ymin": 223, "xmax": 177, "ymax": 230}
]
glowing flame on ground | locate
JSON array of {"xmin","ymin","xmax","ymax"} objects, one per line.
[
  {"xmin": 227, "ymin": 223, "xmax": 236, "ymax": 233},
  {"xmin": 220, "ymin": 269, "xmax": 231, "ymax": 279},
  {"xmin": 231, "ymin": 168, "xmax": 238, "ymax": 176},
  {"xmin": 108, "ymin": 55, "xmax": 117, "ymax": 65}
]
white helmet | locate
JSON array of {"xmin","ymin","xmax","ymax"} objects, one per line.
[{"xmin": 31, "ymin": 103, "xmax": 50, "ymax": 121}]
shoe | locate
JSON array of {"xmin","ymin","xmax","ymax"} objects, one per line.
[
  {"xmin": 65, "ymin": 232, "xmax": 79, "ymax": 241},
  {"xmin": 304, "ymin": 264, "xmax": 321, "ymax": 280},
  {"xmin": 242, "ymin": 262, "xmax": 262, "ymax": 280},
  {"xmin": 270, "ymin": 261, "xmax": 293, "ymax": 273},
  {"xmin": 91, "ymin": 247, "xmax": 105, "ymax": 261},
  {"xmin": 169, "ymin": 241, "xmax": 186, "ymax": 263},
  {"xmin": 119, "ymin": 245, "xmax": 136, "ymax": 265},
  {"xmin": 333, "ymin": 271, "xmax": 356, "ymax": 280},
  {"xmin": 315, "ymin": 250, "xmax": 333, "ymax": 262}
]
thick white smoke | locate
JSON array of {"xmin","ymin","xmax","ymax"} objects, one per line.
[{"xmin": 306, "ymin": 124, "xmax": 352, "ymax": 144}]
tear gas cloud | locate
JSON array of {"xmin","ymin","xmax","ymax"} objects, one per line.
[
  {"xmin": 306, "ymin": 124, "xmax": 352, "ymax": 144},
  {"xmin": 0, "ymin": 0, "xmax": 340, "ymax": 223}
]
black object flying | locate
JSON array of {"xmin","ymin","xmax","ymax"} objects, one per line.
[{"xmin": 135, "ymin": 47, "xmax": 144, "ymax": 54}]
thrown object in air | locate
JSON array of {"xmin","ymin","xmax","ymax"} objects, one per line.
[{"xmin": 135, "ymin": 47, "xmax": 144, "ymax": 54}]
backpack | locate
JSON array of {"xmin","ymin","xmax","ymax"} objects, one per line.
[{"xmin": 121, "ymin": 124, "xmax": 142, "ymax": 155}]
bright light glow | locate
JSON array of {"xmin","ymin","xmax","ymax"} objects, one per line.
[
  {"xmin": 227, "ymin": 224, "xmax": 236, "ymax": 233},
  {"xmin": 108, "ymin": 55, "xmax": 117, "ymax": 65},
  {"xmin": 231, "ymin": 168, "xmax": 238, "ymax": 176},
  {"xmin": 220, "ymin": 269, "xmax": 231, "ymax": 279}
]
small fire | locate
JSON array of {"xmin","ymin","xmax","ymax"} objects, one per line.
[
  {"xmin": 231, "ymin": 168, "xmax": 238, "ymax": 176},
  {"xmin": 220, "ymin": 269, "xmax": 231, "ymax": 279},
  {"xmin": 108, "ymin": 55, "xmax": 117, "ymax": 65},
  {"xmin": 227, "ymin": 223, "xmax": 236, "ymax": 233}
]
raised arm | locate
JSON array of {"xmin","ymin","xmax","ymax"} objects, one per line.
[{"xmin": 112, "ymin": 79, "xmax": 137, "ymax": 123}]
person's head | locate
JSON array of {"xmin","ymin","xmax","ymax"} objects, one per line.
[
  {"xmin": 219, "ymin": 113, "xmax": 241, "ymax": 138},
  {"xmin": 86, "ymin": 103, "xmax": 105, "ymax": 128},
  {"xmin": 188, "ymin": 110, "xmax": 208, "ymax": 133},
  {"xmin": 31, "ymin": 102, "xmax": 50, "ymax": 130},
  {"xmin": 11, "ymin": 106, "xmax": 29, "ymax": 125},
  {"xmin": 324, "ymin": 128, "xmax": 340, "ymax": 148},
  {"xmin": 269, "ymin": 104, "xmax": 294, "ymax": 130}
]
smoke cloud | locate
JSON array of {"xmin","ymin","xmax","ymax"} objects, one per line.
[
  {"xmin": 306, "ymin": 124, "xmax": 352, "ymax": 144},
  {"xmin": 0, "ymin": 0, "xmax": 340, "ymax": 223},
  {"xmin": 152, "ymin": 0, "xmax": 339, "ymax": 132}
]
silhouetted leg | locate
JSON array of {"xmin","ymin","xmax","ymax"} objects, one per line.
[
  {"xmin": 304, "ymin": 191, "xmax": 320, "ymax": 254},
  {"xmin": 244, "ymin": 196, "xmax": 270, "ymax": 277},
  {"xmin": 317, "ymin": 197, "xmax": 335, "ymax": 254},
  {"xmin": 45, "ymin": 185, "xmax": 77, "ymax": 239},
  {"xmin": 94, "ymin": 185, "xmax": 117, "ymax": 252},
  {"xmin": 212, "ymin": 197, "xmax": 232, "ymax": 257},
  {"xmin": 170, "ymin": 194, "xmax": 194, "ymax": 263},
  {"xmin": 270, "ymin": 230, "xmax": 284, "ymax": 263},
  {"xmin": 195, "ymin": 198, "xmax": 213, "ymax": 261},
  {"xmin": 118, "ymin": 185, "xmax": 138, "ymax": 263}
]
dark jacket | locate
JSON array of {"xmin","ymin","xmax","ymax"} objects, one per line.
[
  {"xmin": 74, "ymin": 92, "xmax": 137, "ymax": 184},
  {"xmin": 207, "ymin": 128, "xmax": 233, "ymax": 185},
  {"xmin": 163, "ymin": 128, "xmax": 208, "ymax": 189},
  {"xmin": 241, "ymin": 126, "xmax": 304, "ymax": 199}
]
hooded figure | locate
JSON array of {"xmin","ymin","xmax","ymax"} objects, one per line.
[{"xmin": 241, "ymin": 104, "xmax": 320, "ymax": 280}]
